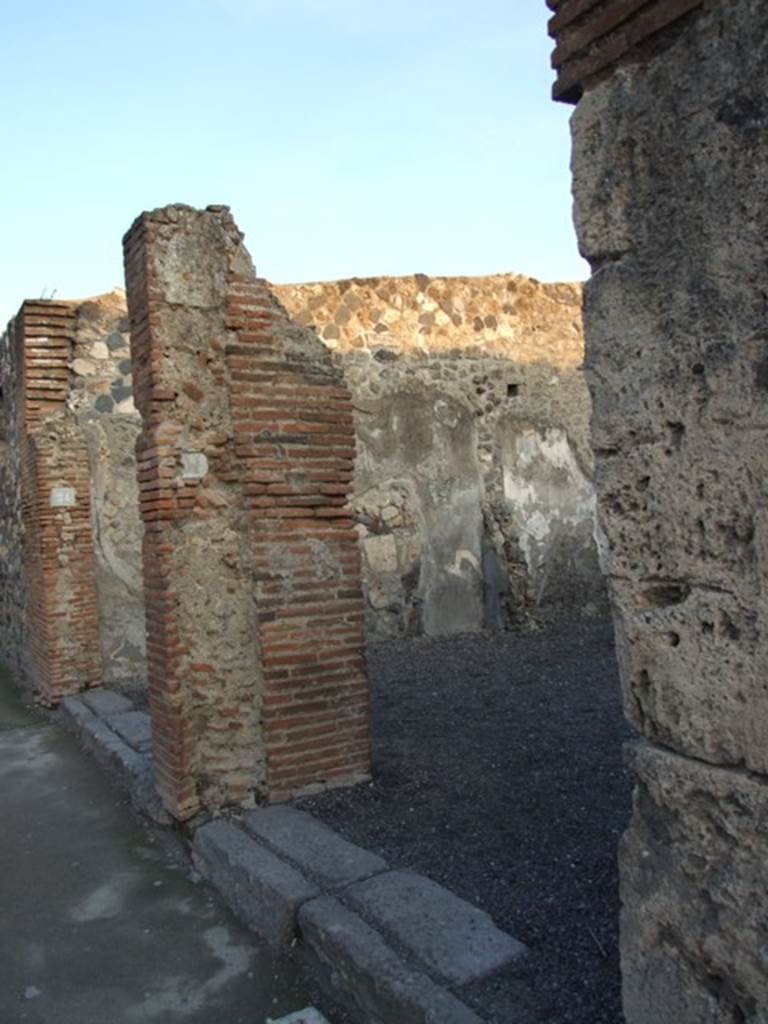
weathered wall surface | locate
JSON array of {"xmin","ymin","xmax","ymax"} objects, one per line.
[
  {"xmin": 123, "ymin": 204, "xmax": 371, "ymax": 819},
  {"xmin": 68, "ymin": 292, "xmax": 145, "ymax": 689},
  {"xmin": 0, "ymin": 317, "xmax": 27, "ymax": 681},
  {"xmin": 0, "ymin": 294, "xmax": 146, "ymax": 700},
  {"xmin": 570, "ymin": 0, "xmax": 768, "ymax": 1019},
  {"xmin": 276, "ymin": 275, "xmax": 604, "ymax": 636}
]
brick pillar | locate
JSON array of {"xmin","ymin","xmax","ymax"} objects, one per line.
[
  {"xmin": 15, "ymin": 302, "xmax": 102, "ymax": 703},
  {"xmin": 123, "ymin": 204, "xmax": 371, "ymax": 819}
]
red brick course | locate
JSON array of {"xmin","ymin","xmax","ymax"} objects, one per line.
[
  {"xmin": 548, "ymin": 0, "xmax": 709, "ymax": 102},
  {"xmin": 15, "ymin": 302, "xmax": 102, "ymax": 704}
]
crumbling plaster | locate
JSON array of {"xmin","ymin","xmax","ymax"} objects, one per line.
[{"xmin": 275, "ymin": 273, "xmax": 604, "ymax": 635}]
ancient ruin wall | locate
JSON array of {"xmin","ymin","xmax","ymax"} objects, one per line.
[
  {"xmin": 0, "ymin": 317, "xmax": 27, "ymax": 681},
  {"xmin": 0, "ymin": 294, "xmax": 146, "ymax": 700},
  {"xmin": 569, "ymin": 0, "xmax": 768, "ymax": 1019},
  {"xmin": 123, "ymin": 204, "xmax": 371, "ymax": 818},
  {"xmin": 276, "ymin": 274, "xmax": 604, "ymax": 635},
  {"xmin": 68, "ymin": 292, "xmax": 146, "ymax": 689}
]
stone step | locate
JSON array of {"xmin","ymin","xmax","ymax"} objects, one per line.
[
  {"xmin": 344, "ymin": 869, "xmax": 527, "ymax": 986},
  {"xmin": 243, "ymin": 805, "xmax": 387, "ymax": 890},
  {"xmin": 192, "ymin": 820, "xmax": 319, "ymax": 948},
  {"xmin": 298, "ymin": 896, "xmax": 484, "ymax": 1024}
]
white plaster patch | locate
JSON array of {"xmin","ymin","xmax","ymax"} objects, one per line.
[
  {"xmin": 181, "ymin": 451, "xmax": 209, "ymax": 480},
  {"xmin": 446, "ymin": 548, "xmax": 481, "ymax": 578},
  {"xmin": 50, "ymin": 487, "xmax": 76, "ymax": 508},
  {"xmin": 501, "ymin": 426, "xmax": 596, "ymax": 586}
]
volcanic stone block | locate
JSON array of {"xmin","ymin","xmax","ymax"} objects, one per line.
[
  {"xmin": 298, "ymin": 896, "xmax": 484, "ymax": 1024},
  {"xmin": 105, "ymin": 710, "xmax": 152, "ymax": 753},
  {"xmin": 621, "ymin": 742, "xmax": 768, "ymax": 1023},
  {"xmin": 192, "ymin": 820, "xmax": 319, "ymax": 948},
  {"xmin": 242, "ymin": 806, "xmax": 387, "ymax": 890},
  {"xmin": 82, "ymin": 689, "xmax": 133, "ymax": 717},
  {"xmin": 344, "ymin": 870, "xmax": 526, "ymax": 986}
]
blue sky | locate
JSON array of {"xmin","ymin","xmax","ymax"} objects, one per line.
[{"xmin": 1, "ymin": 1, "xmax": 584, "ymax": 324}]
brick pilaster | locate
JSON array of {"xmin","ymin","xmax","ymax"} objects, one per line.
[
  {"xmin": 15, "ymin": 302, "xmax": 102, "ymax": 703},
  {"xmin": 123, "ymin": 205, "xmax": 371, "ymax": 818}
]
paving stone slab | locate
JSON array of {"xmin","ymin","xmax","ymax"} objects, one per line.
[
  {"xmin": 344, "ymin": 870, "xmax": 526, "ymax": 987},
  {"xmin": 81, "ymin": 688, "xmax": 134, "ymax": 717},
  {"xmin": 193, "ymin": 820, "xmax": 319, "ymax": 949},
  {"xmin": 298, "ymin": 896, "xmax": 484, "ymax": 1024},
  {"xmin": 243, "ymin": 806, "xmax": 387, "ymax": 890},
  {"xmin": 105, "ymin": 709, "xmax": 152, "ymax": 753}
]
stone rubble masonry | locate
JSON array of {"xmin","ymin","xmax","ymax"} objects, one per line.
[
  {"xmin": 122, "ymin": 204, "xmax": 371, "ymax": 820},
  {"xmin": 569, "ymin": 0, "xmax": 767, "ymax": 1019},
  {"xmin": 548, "ymin": 0, "xmax": 709, "ymax": 103},
  {"xmin": 274, "ymin": 273, "xmax": 600, "ymax": 636},
  {"xmin": 10, "ymin": 302, "xmax": 102, "ymax": 704}
]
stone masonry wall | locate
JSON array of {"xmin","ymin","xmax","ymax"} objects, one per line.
[
  {"xmin": 0, "ymin": 316, "xmax": 27, "ymax": 681},
  {"xmin": 68, "ymin": 292, "xmax": 146, "ymax": 689},
  {"xmin": 123, "ymin": 204, "xmax": 371, "ymax": 819},
  {"xmin": 275, "ymin": 275, "xmax": 604, "ymax": 636},
  {"xmin": 570, "ymin": 1, "xmax": 768, "ymax": 1019},
  {"xmin": 0, "ymin": 294, "xmax": 146, "ymax": 701}
]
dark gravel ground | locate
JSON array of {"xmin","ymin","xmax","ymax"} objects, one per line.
[{"xmin": 297, "ymin": 616, "xmax": 635, "ymax": 1024}]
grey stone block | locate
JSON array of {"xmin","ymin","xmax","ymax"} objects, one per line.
[
  {"xmin": 299, "ymin": 896, "xmax": 484, "ymax": 1024},
  {"xmin": 81, "ymin": 689, "xmax": 133, "ymax": 717},
  {"xmin": 243, "ymin": 806, "xmax": 387, "ymax": 890},
  {"xmin": 192, "ymin": 821, "xmax": 319, "ymax": 949},
  {"xmin": 105, "ymin": 710, "xmax": 152, "ymax": 753},
  {"xmin": 59, "ymin": 697, "xmax": 169, "ymax": 825},
  {"xmin": 345, "ymin": 870, "xmax": 526, "ymax": 987}
]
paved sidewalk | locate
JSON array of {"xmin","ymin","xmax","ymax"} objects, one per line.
[{"xmin": 0, "ymin": 665, "xmax": 308, "ymax": 1024}]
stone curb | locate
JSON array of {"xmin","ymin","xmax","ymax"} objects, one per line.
[
  {"xmin": 299, "ymin": 896, "xmax": 485, "ymax": 1024},
  {"xmin": 192, "ymin": 820, "xmax": 320, "ymax": 949},
  {"xmin": 192, "ymin": 812, "xmax": 528, "ymax": 1023},
  {"xmin": 56, "ymin": 687, "xmax": 527, "ymax": 1024},
  {"xmin": 58, "ymin": 691, "xmax": 170, "ymax": 825}
]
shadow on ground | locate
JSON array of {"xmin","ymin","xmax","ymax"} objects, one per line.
[{"xmin": 299, "ymin": 616, "xmax": 634, "ymax": 1024}]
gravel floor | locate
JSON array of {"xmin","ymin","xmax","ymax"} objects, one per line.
[{"xmin": 298, "ymin": 616, "xmax": 635, "ymax": 1024}]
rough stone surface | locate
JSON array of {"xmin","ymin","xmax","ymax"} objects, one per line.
[
  {"xmin": 243, "ymin": 806, "xmax": 387, "ymax": 890},
  {"xmin": 621, "ymin": 743, "xmax": 768, "ymax": 1024},
  {"xmin": 344, "ymin": 869, "xmax": 526, "ymax": 987},
  {"xmin": 298, "ymin": 896, "xmax": 485, "ymax": 1024},
  {"xmin": 192, "ymin": 820, "xmax": 320, "ymax": 949},
  {"xmin": 106, "ymin": 709, "xmax": 152, "ymax": 752},
  {"xmin": 570, "ymin": 1, "xmax": 768, "ymax": 1019},
  {"xmin": 82, "ymin": 688, "xmax": 133, "ymax": 717},
  {"xmin": 276, "ymin": 275, "xmax": 603, "ymax": 636}
]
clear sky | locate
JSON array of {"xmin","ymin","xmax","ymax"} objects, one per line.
[{"xmin": 1, "ymin": 1, "xmax": 585, "ymax": 325}]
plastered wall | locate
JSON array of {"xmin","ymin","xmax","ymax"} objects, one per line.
[{"xmin": 276, "ymin": 274, "xmax": 605, "ymax": 635}]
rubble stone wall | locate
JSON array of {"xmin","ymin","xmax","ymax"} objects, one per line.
[
  {"xmin": 68, "ymin": 293, "xmax": 146, "ymax": 690},
  {"xmin": 276, "ymin": 274, "xmax": 604, "ymax": 636},
  {"xmin": 569, "ymin": 0, "xmax": 768, "ymax": 1019}
]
